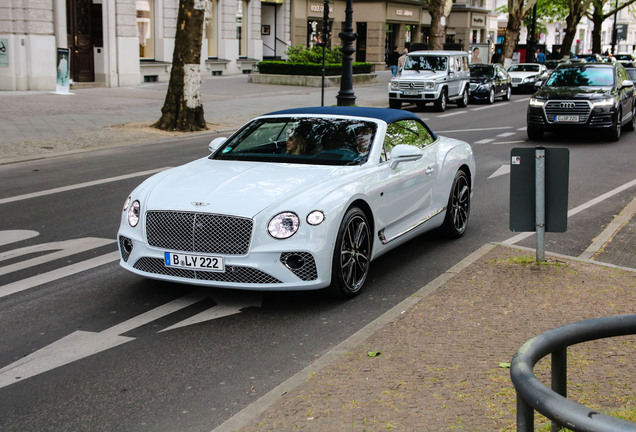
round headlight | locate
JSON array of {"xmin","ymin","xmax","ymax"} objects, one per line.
[
  {"xmin": 268, "ymin": 212, "xmax": 300, "ymax": 239},
  {"xmin": 307, "ymin": 210, "xmax": 325, "ymax": 226},
  {"xmin": 123, "ymin": 196, "xmax": 131, "ymax": 211},
  {"xmin": 128, "ymin": 200, "xmax": 141, "ymax": 227}
]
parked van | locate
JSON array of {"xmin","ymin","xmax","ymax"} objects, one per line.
[{"xmin": 388, "ymin": 51, "xmax": 470, "ymax": 111}]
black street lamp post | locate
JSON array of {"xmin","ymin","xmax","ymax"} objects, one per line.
[{"xmin": 336, "ymin": 0, "xmax": 356, "ymax": 106}]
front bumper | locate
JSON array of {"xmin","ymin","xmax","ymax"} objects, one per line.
[
  {"xmin": 527, "ymin": 101, "xmax": 618, "ymax": 131},
  {"xmin": 388, "ymin": 82, "xmax": 441, "ymax": 102}
]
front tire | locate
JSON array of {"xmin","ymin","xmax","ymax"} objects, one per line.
[
  {"xmin": 608, "ymin": 108, "xmax": 622, "ymax": 141},
  {"xmin": 527, "ymin": 126, "xmax": 544, "ymax": 140},
  {"xmin": 441, "ymin": 171, "xmax": 470, "ymax": 238},
  {"xmin": 435, "ymin": 89, "xmax": 447, "ymax": 112},
  {"xmin": 329, "ymin": 207, "xmax": 371, "ymax": 298}
]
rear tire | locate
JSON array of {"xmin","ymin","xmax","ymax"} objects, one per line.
[
  {"xmin": 457, "ymin": 88, "xmax": 468, "ymax": 108},
  {"xmin": 441, "ymin": 171, "xmax": 470, "ymax": 238},
  {"xmin": 503, "ymin": 85, "xmax": 512, "ymax": 101},
  {"xmin": 389, "ymin": 99, "xmax": 402, "ymax": 109},
  {"xmin": 329, "ymin": 207, "xmax": 371, "ymax": 299},
  {"xmin": 434, "ymin": 89, "xmax": 447, "ymax": 112}
]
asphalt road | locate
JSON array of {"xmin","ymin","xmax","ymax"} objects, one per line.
[{"xmin": 1, "ymin": 95, "xmax": 635, "ymax": 432}]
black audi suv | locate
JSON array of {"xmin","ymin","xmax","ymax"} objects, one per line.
[{"xmin": 527, "ymin": 62, "xmax": 636, "ymax": 141}]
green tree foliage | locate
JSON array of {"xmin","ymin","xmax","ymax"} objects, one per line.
[{"xmin": 286, "ymin": 45, "xmax": 343, "ymax": 64}]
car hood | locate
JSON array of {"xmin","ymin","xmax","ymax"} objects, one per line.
[
  {"xmin": 534, "ymin": 86, "xmax": 611, "ymax": 99},
  {"xmin": 142, "ymin": 158, "xmax": 355, "ymax": 217},
  {"xmin": 399, "ymin": 70, "xmax": 447, "ymax": 81}
]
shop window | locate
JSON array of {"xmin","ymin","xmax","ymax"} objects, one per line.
[
  {"xmin": 206, "ymin": 0, "xmax": 218, "ymax": 58},
  {"xmin": 308, "ymin": 20, "xmax": 332, "ymax": 48},
  {"xmin": 136, "ymin": 0, "xmax": 154, "ymax": 59}
]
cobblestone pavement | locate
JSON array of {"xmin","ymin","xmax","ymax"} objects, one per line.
[{"xmin": 219, "ymin": 243, "xmax": 636, "ymax": 432}]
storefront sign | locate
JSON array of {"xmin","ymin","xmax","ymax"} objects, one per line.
[
  {"xmin": 471, "ymin": 13, "xmax": 486, "ymax": 27},
  {"xmin": 309, "ymin": 2, "xmax": 333, "ymax": 16},
  {"xmin": 0, "ymin": 38, "xmax": 8, "ymax": 68},
  {"xmin": 387, "ymin": 3, "xmax": 420, "ymax": 21}
]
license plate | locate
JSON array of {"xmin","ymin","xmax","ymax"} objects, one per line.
[
  {"xmin": 554, "ymin": 115, "xmax": 579, "ymax": 122},
  {"xmin": 402, "ymin": 90, "xmax": 419, "ymax": 96},
  {"xmin": 164, "ymin": 252, "xmax": 224, "ymax": 272}
]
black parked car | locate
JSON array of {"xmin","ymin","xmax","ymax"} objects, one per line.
[
  {"xmin": 469, "ymin": 63, "xmax": 512, "ymax": 103},
  {"xmin": 527, "ymin": 62, "xmax": 635, "ymax": 141}
]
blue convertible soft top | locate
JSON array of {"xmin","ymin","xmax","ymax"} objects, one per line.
[{"xmin": 265, "ymin": 106, "xmax": 422, "ymax": 124}]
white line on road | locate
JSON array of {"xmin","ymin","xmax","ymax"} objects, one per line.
[
  {"xmin": 475, "ymin": 138, "xmax": 495, "ymax": 144},
  {"xmin": 0, "ymin": 167, "xmax": 171, "ymax": 205},
  {"xmin": 436, "ymin": 126, "xmax": 514, "ymax": 134},
  {"xmin": 0, "ymin": 251, "xmax": 120, "ymax": 298},
  {"xmin": 503, "ymin": 178, "xmax": 636, "ymax": 245},
  {"xmin": 497, "ymin": 132, "xmax": 516, "ymax": 137}
]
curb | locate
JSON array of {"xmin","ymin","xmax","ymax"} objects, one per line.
[{"xmin": 211, "ymin": 242, "xmax": 498, "ymax": 432}]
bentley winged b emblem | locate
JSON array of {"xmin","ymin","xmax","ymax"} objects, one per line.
[{"xmin": 191, "ymin": 202, "xmax": 210, "ymax": 207}]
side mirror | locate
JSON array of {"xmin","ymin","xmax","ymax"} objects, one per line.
[
  {"xmin": 389, "ymin": 144, "xmax": 423, "ymax": 169},
  {"xmin": 621, "ymin": 79, "xmax": 634, "ymax": 89},
  {"xmin": 208, "ymin": 137, "xmax": 227, "ymax": 154}
]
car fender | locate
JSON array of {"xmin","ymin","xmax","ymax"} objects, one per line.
[{"xmin": 433, "ymin": 138, "xmax": 475, "ymax": 216}]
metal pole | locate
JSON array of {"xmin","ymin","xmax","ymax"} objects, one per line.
[
  {"xmin": 551, "ymin": 347, "xmax": 568, "ymax": 432},
  {"xmin": 517, "ymin": 394, "xmax": 534, "ymax": 432},
  {"xmin": 321, "ymin": 0, "xmax": 329, "ymax": 106},
  {"xmin": 336, "ymin": 0, "xmax": 356, "ymax": 106},
  {"xmin": 612, "ymin": 0, "xmax": 618, "ymax": 54},
  {"xmin": 535, "ymin": 147, "xmax": 545, "ymax": 262}
]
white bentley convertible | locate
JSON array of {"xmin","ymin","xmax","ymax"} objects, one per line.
[{"xmin": 118, "ymin": 107, "xmax": 475, "ymax": 298}]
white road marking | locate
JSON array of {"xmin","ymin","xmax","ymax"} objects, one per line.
[
  {"xmin": 438, "ymin": 111, "xmax": 464, "ymax": 118},
  {"xmin": 503, "ymin": 178, "xmax": 636, "ymax": 245},
  {"xmin": 0, "ymin": 167, "xmax": 171, "ymax": 205},
  {"xmin": 475, "ymin": 138, "xmax": 495, "ymax": 144},
  {"xmin": 436, "ymin": 126, "xmax": 514, "ymax": 134},
  {"xmin": 488, "ymin": 165, "xmax": 510, "ymax": 179},
  {"xmin": 0, "ymin": 251, "xmax": 120, "ymax": 298},
  {"xmin": 0, "ymin": 289, "xmax": 262, "ymax": 388},
  {"xmin": 0, "ymin": 230, "xmax": 39, "ymax": 246},
  {"xmin": 497, "ymin": 132, "xmax": 516, "ymax": 137},
  {"xmin": 0, "ymin": 237, "xmax": 115, "ymax": 277}
]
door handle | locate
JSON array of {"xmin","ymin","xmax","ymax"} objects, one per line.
[{"xmin": 425, "ymin": 166, "xmax": 434, "ymax": 175}]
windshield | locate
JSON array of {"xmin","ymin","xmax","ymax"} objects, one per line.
[
  {"xmin": 212, "ymin": 117, "xmax": 378, "ymax": 166},
  {"xmin": 469, "ymin": 65, "xmax": 495, "ymax": 78},
  {"xmin": 546, "ymin": 66, "xmax": 615, "ymax": 87},
  {"xmin": 615, "ymin": 54, "xmax": 633, "ymax": 61},
  {"xmin": 508, "ymin": 64, "xmax": 540, "ymax": 72},
  {"xmin": 404, "ymin": 55, "xmax": 448, "ymax": 72}
]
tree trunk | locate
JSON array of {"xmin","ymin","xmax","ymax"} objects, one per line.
[
  {"xmin": 499, "ymin": 0, "xmax": 525, "ymax": 64},
  {"xmin": 558, "ymin": 0, "xmax": 592, "ymax": 58},
  {"xmin": 591, "ymin": 0, "xmax": 604, "ymax": 54},
  {"xmin": 428, "ymin": 0, "xmax": 447, "ymax": 50},
  {"xmin": 154, "ymin": 0, "xmax": 207, "ymax": 132}
]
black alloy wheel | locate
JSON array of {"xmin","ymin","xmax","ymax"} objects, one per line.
[
  {"xmin": 441, "ymin": 170, "xmax": 470, "ymax": 238},
  {"xmin": 329, "ymin": 207, "xmax": 371, "ymax": 298}
]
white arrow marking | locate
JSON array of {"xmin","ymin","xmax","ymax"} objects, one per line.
[
  {"xmin": 0, "ymin": 289, "xmax": 262, "ymax": 388},
  {"xmin": 0, "ymin": 251, "xmax": 120, "ymax": 299},
  {"xmin": 161, "ymin": 291, "xmax": 263, "ymax": 332},
  {"xmin": 0, "ymin": 237, "xmax": 115, "ymax": 277},
  {"xmin": 488, "ymin": 164, "xmax": 510, "ymax": 179},
  {"xmin": 0, "ymin": 230, "xmax": 39, "ymax": 247}
]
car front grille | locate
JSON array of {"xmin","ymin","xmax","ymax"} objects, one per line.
[
  {"xmin": 397, "ymin": 82, "xmax": 427, "ymax": 90},
  {"xmin": 512, "ymin": 78, "xmax": 522, "ymax": 83},
  {"xmin": 545, "ymin": 100, "xmax": 591, "ymax": 123},
  {"xmin": 146, "ymin": 211, "xmax": 252, "ymax": 255},
  {"xmin": 133, "ymin": 257, "xmax": 281, "ymax": 284}
]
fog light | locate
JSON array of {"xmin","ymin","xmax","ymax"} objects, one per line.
[{"xmin": 283, "ymin": 254, "xmax": 305, "ymax": 270}]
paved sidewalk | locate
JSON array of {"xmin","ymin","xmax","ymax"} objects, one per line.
[
  {"xmin": 217, "ymin": 241, "xmax": 636, "ymax": 432},
  {"xmin": 0, "ymin": 71, "xmax": 393, "ymax": 164}
]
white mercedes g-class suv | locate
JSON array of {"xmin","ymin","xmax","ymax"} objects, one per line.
[{"xmin": 388, "ymin": 50, "xmax": 470, "ymax": 112}]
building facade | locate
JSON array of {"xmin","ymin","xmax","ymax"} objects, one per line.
[{"xmin": 1, "ymin": 0, "xmax": 500, "ymax": 91}]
